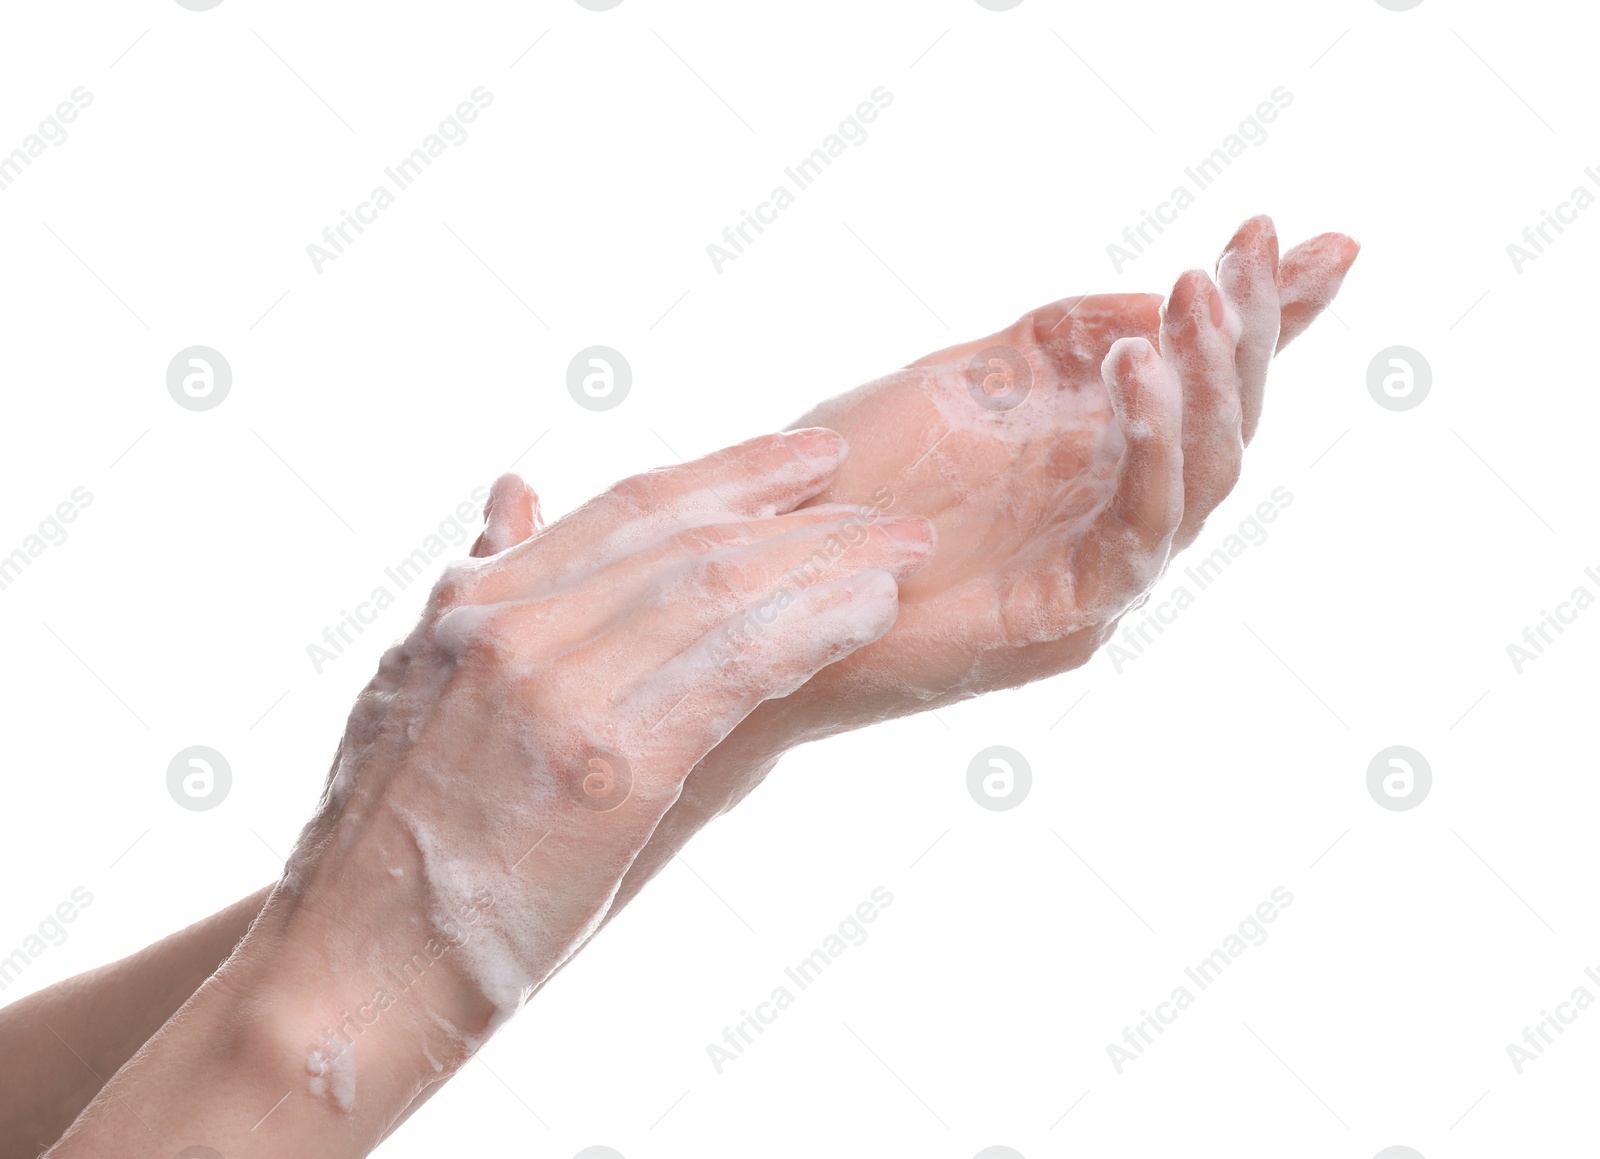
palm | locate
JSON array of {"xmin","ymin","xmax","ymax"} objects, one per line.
[
  {"xmin": 791, "ymin": 291, "xmax": 1166, "ymax": 717},
  {"xmin": 776, "ymin": 232, "xmax": 1352, "ymax": 754}
]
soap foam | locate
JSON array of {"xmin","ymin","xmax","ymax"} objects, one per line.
[{"xmin": 307, "ymin": 1039, "xmax": 356, "ymax": 1114}]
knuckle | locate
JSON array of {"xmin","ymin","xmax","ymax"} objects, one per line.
[
  {"xmin": 690, "ymin": 552, "xmax": 754, "ymax": 600},
  {"xmin": 608, "ymin": 470, "xmax": 675, "ymax": 519},
  {"xmin": 457, "ymin": 630, "xmax": 510, "ymax": 670},
  {"xmin": 372, "ymin": 643, "xmax": 411, "ymax": 689},
  {"xmin": 426, "ymin": 561, "xmax": 479, "ymax": 614},
  {"xmin": 432, "ymin": 603, "xmax": 514, "ymax": 668}
]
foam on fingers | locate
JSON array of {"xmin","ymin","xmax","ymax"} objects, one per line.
[
  {"xmin": 457, "ymin": 429, "xmax": 854, "ymax": 606},
  {"xmin": 472, "ymin": 473, "xmax": 540, "ymax": 559},
  {"xmin": 591, "ymin": 428, "xmax": 847, "ymax": 556},
  {"xmin": 1215, "ymin": 215, "xmax": 1281, "ymax": 445},
  {"xmin": 439, "ymin": 505, "xmax": 920, "ymax": 666},
  {"xmin": 1100, "ymin": 337, "xmax": 1183, "ymax": 542},
  {"xmin": 1159, "ymin": 269, "xmax": 1245, "ymax": 544},
  {"xmin": 626, "ymin": 569, "xmax": 901, "ymax": 758},
  {"xmin": 621, "ymin": 427, "xmax": 850, "ymax": 524},
  {"xmin": 577, "ymin": 512, "xmax": 932, "ymax": 674},
  {"xmin": 1009, "ymin": 336, "xmax": 1186, "ymax": 634},
  {"xmin": 1276, "ymin": 232, "xmax": 1360, "ymax": 351}
]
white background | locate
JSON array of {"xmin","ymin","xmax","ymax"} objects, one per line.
[{"xmin": 0, "ymin": 1, "xmax": 1595, "ymax": 1157}]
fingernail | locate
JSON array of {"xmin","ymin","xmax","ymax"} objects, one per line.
[
  {"xmin": 1207, "ymin": 280, "xmax": 1226, "ymax": 330},
  {"xmin": 787, "ymin": 427, "xmax": 848, "ymax": 463},
  {"xmin": 844, "ymin": 568, "xmax": 898, "ymax": 601},
  {"xmin": 879, "ymin": 516, "xmax": 933, "ymax": 548}
]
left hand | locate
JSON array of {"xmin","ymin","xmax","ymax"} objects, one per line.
[
  {"xmin": 602, "ymin": 217, "xmax": 1359, "ymax": 895},
  {"xmin": 779, "ymin": 215, "xmax": 1360, "ymax": 730}
]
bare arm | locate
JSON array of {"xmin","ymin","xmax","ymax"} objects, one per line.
[
  {"xmin": 3, "ymin": 216, "xmax": 1357, "ymax": 1155},
  {"xmin": 0, "ymin": 886, "xmax": 271, "ymax": 1159},
  {"xmin": 45, "ymin": 432, "xmax": 916, "ymax": 1158}
]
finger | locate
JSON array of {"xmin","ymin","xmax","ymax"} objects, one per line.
[
  {"xmin": 471, "ymin": 473, "xmax": 542, "ymax": 559},
  {"xmin": 598, "ymin": 502, "xmax": 869, "ymax": 594},
  {"xmin": 1000, "ymin": 337, "xmax": 1182, "ymax": 643},
  {"xmin": 487, "ymin": 428, "xmax": 851, "ymax": 591},
  {"xmin": 581, "ymin": 513, "xmax": 933, "ymax": 671},
  {"xmin": 1276, "ymin": 232, "xmax": 1360, "ymax": 352},
  {"xmin": 1097, "ymin": 337, "xmax": 1185, "ymax": 551},
  {"xmin": 623, "ymin": 569, "xmax": 900, "ymax": 758},
  {"xmin": 440, "ymin": 504, "xmax": 880, "ymax": 653},
  {"xmin": 1215, "ymin": 215, "xmax": 1280, "ymax": 445},
  {"xmin": 356, "ymin": 476, "xmax": 540, "ymax": 773},
  {"xmin": 1159, "ymin": 269, "xmax": 1244, "ymax": 548}
]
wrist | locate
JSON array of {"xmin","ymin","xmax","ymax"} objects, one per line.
[
  {"xmin": 224, "ymin": 919, "xmax": 449, "ymax": 1111},
  {"xmin": 240, "ymin": 861, "xmax": 505, "ymax": 1105}
]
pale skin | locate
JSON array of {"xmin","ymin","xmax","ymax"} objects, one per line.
[{"xmin": 0, "ymin": 216, "xmax": 1356, "ymax": 1158}]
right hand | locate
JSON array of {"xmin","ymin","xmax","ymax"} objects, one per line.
[{"xmin": 267, "ymin": 428, "xmax": 933, "ymax": 1075}]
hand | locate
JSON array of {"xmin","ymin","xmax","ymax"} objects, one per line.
[
  {"xmin": 595, "ymin": 217, "xmax": 1357, "ymax": 905},
  {"xmin": 41, "ymin": 432, "xmax": 939, "ymax": 1158},
  {"xmin": 285, "ymin": 429, "xmax": 935, "ymax": 1041},
  {"xmin": 780, "ymin": 216, "xmax": 1360, "ymax": 718},
  {"xmin": 207, "ymin": 432, "xmax": 929, "ymax": 1135}
]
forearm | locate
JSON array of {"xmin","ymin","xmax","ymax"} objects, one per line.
[
  {"xmin": 44, "ymin": 893, "xmax": 452, "ymax": 1159},
  {"xmin": 375, "ymin": 739, "xmax": 792, "ymax": 1144},
  {"xmin": 0, "ymin": 884, "xmax": 272, "ymax": 1159}
]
